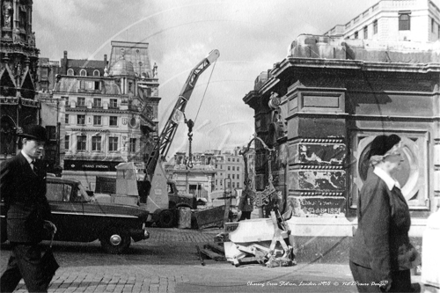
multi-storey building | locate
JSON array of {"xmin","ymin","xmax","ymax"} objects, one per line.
[
  {"xmin": 37, "ymin": 58, "xmax": 60, "ymax": 93},
  {"xmin": 165, "ymin": 148, "xmax": 247, "ymax": 199},
  {"xmin": 212, "ymin": 148, "xmax": 245, "ymax": 191},
  {"xmin": 52, "ymin": 42, "xmax": 160, "ymax": 190},
  {"xmin": 1, "ymin": 0, "xmax": 40, "ymax": 159},
  {"xmin": 165, "ymin": 151, "xmax": 216, "ymax": 200},
  {"xmin": 325, "ymin": 0, "xmax": 440, "ymax": 42}
]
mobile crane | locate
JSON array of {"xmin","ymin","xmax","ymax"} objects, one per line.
[{"xmin": 140, "ymin": 49, "xmax": 220, "ymax": 227}]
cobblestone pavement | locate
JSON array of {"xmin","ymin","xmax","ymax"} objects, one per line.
[
  {"xmin": 147, "ymin": 227, "xmax": 219, "ymax": 243},
  {"xmin": 1, "ymin": 227, "xmax": 421, "ymax": 293},
  {"xmin": 1, "ymin": 227, "xmax": 218, "ymax": 293}
]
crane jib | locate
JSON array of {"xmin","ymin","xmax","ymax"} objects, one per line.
[{"xmin": 144, "ymin": 49, "xmax": 220, "ymax": 179}]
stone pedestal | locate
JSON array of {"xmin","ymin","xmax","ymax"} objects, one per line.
[{"xmin": 282, "ymin": 84, "xmax": 348, "ymax": 217}]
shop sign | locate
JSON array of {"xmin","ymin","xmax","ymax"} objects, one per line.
[{"xmin": 64, "ymin": 160, "xmax": 121, "ymax": 171}]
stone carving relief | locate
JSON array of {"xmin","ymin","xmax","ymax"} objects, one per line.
[
  {"xmin": 299, "ymin": 144, "xmax": 346, "ymax": 165},
  {"xmin": 297, "ymin": 170, "xmax": 345, "ymax": 190},
  {"xmin": 0, "ymin": 117, "xmax": 17, "ymax": 158},
  {"xmin": 28, "ymin": 32, "xmax": 35, "ymax": 47},
  {"xmin": 14, "ymin": 62, "xmax": 22, "ymax": 79},
  {"xmin": 354, "ymin": 134, "xmax": 428, "ymax": 208},
  {"xmin": 143, "ymin": 104, "xmax": 154, "ymax": 120},
  {"xmin": 152, "ymin": 63, "xmax": 158, "ymax": 78},
  {"xmin": 2, "ymin": 1, "xmax": 12, "ymax": 29}
]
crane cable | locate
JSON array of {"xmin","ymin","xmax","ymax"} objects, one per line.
[{"xmin": 194, "ymin": 60, "xmax": 217, "ymax": 124}]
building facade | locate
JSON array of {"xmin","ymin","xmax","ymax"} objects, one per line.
[
  {"xmin": 37, "ymin": 57, "xmax": 60, "ymax": 93},
  {"xmin": 52, "ymin": 42, "xmax": 160, "ymax": 190},
  {"xmin": 166, "ymin": 151, "xmax": 216, "ymax": 200},
  {"xmin": 244, "ymin": 35, "xmax": 439, "ymax": 243},
  {"xmin": 164, "ymin": 148, "xmax": 248, "ymax": 199},
  {"xmin": 0, "ymin": 0, "xmax": 40, "ymax": 159},
  {"xmin": 212, "ymin": 149, "xmax": 245, "ymax": 191},
  {"xmin": 325, "ymin": 0, "xmax": 440, "ymax": 42}
]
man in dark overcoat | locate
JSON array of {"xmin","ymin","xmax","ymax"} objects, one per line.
[{"xmin": 0, "ymin": 125, "xmax": 56, "ymax": 293}]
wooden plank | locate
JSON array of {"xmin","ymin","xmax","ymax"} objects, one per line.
[
  {"xmin": 195, "ymin": 245, "xmax": 205, "ymax": 266},
  {"xmin": 204, "ymin": 243, "xmax": 225, "ymax": 254},
  {"xmin": 200, "ymin": 248, "xmax": 226, "ymax": 261},
  {"xmin": 238, "ymin": 256, "xmax": 260, "ymax": 264}
]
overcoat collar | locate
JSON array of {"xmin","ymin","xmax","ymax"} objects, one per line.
[
  {"xmin": 373, "ymin": 167, "xmax": 401, "ymax": 190},
  {"xmin": 16, "ymin": 152, "xmax": 38, "ymax": 177}
]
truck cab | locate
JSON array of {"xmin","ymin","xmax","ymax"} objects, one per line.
[{"xmin": 168, "ymin": 181, "xmax": 197, "ymax": 210}]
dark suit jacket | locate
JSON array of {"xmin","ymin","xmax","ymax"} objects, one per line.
[
  {"xmin": 0, "ymin": 152, "xmax": 52, "ymax": 243},
  {"xmin": 349, "ymin": 172, "xmax": 411, "ymax": 282}
]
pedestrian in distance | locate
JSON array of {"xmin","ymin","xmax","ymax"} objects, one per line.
[
  {"xmin": 349, "ymin": 134, "xmax": 420, "ymax": 292},
  {"xmin": 238, "ymin": 180, "xmax": 254, "ymax": 221},
  {"xmin": 0, "ymin": 124, "xmax": 57, "ymax": 293}
]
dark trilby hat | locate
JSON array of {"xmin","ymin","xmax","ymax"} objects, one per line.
[
  {"xmin": 19, "ymin": 125, "xmax": 48, "ymax": 142},
  {"xmin": 368, "ymin": 134, "xmax": 401, "ymax": 159}
]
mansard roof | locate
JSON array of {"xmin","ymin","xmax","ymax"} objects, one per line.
[{"xmin": 54, "ymin": 76, "xmax": 121, "ymax": 95}]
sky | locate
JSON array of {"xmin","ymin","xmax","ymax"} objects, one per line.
[{"xmin": 33, "ymin": 0, "xmax": 379, "ymax": 160}]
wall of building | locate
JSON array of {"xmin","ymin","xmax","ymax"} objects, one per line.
[
  {"xmin": 0, "ymin": 0, "xmax": 40, "ymax": 160},
  {"xmin": 52, "ymin": 44, "xmax": 160, "ymax": 188},
  {"xmin": 213, "ymin": 150, "xmax": 245, "ymax": 191},
  {"xmin": 325, "ymin": 0, "xmax": 440, "ymax": 43},
  {"xmin": 166, "ymin": 152, "xmax": 216, "ymax": 199},
  {"xmin": 244, "ymin": 35, "xmax": 440, "ymax": 221}
]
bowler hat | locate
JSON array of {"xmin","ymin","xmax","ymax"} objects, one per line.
[
  {"xmin": 20, "ymin": 125, "xmax": 48, "ymax": 142},
  {"xmin": 368, "ymin": 134, "xmax": 401, "ymax": 159}
]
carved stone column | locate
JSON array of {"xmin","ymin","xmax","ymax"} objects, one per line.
[{"xmin": 282, "ymin": 83, "xmax": 348, "ymax": 217}]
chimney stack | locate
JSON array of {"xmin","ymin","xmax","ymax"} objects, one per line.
[{"xmin": 63, "ymin": 51, "xmax": 68, "ymax": 74}]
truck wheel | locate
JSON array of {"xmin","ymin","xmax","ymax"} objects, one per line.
[
  {"xmin": 157, "ymin": 209, "xmax": 175, "ymax": 228},
  {"xmin": 100, "ymin": 227, "xmax": 131, "ymax": 254}
]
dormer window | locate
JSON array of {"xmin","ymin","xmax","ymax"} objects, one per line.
[
  {"xmin": 93, "ymin": 70, "xmax": 100, "ymax": 76},
  {"xmin": 80, "ymin": 69, "xmax": 87, "ymax": 76},
  {"xmin": 67, "ymin": 68, "xmax": 74, "ymax": 76}
]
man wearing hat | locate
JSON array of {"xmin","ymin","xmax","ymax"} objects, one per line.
[
  {"xmin": 349, "ymin": 134, "xmax": 418, "ymax": 292},
  {"xmin": 0, "ymin": 124, "xmax": 57, "ymax": 293}
]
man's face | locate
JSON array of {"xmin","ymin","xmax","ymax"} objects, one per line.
[{"xmin": 22, "ymin": 138, "xmax": 45, "ymax": 159}]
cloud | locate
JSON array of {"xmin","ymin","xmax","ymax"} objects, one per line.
[
  {"xmin": 34, "ymin": 0, "xmax": 102, "ymax": 33},
  {"xmin": 33, "ymin": 0, "xmax": 380, "ymax": 155}
]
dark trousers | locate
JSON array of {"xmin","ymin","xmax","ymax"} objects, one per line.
[
  {"xmin": 238, "ymin": 211, "xmax": 251, "ymax": 221},
  {"xmin": 0, "ymin": 243, "xmax": 48, "ymax": 293},
  {"xmin": 349, "ymin": 260, "xmax": 413, "ymax": 293}
]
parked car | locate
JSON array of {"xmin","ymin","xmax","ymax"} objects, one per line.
[{"xmin": 0, "ymin": 177, "xmax": 150, "ymax": 254}]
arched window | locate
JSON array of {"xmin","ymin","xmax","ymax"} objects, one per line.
[
  {"xmin": 80, "ymin": 69, "xmax": 87, "ymax": 76},
  {"xmin": 399, "ymin": 13, "xmax": 411, "ymax": 31},
  {"xmin": 93, "ymin": 70, "xmax": 100, "ymax": 76},
  {"xmin": 67, "ymin": 68, "xmax": 74, "ymax": 76}
]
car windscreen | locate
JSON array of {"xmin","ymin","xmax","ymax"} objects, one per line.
[
  {"xmin": 77, "ymin": 183, "xmax": 94, "ymax": 202},
  {"xmin": 46, "ymin": 182, "xmax": 72, "ymax": 202}
]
